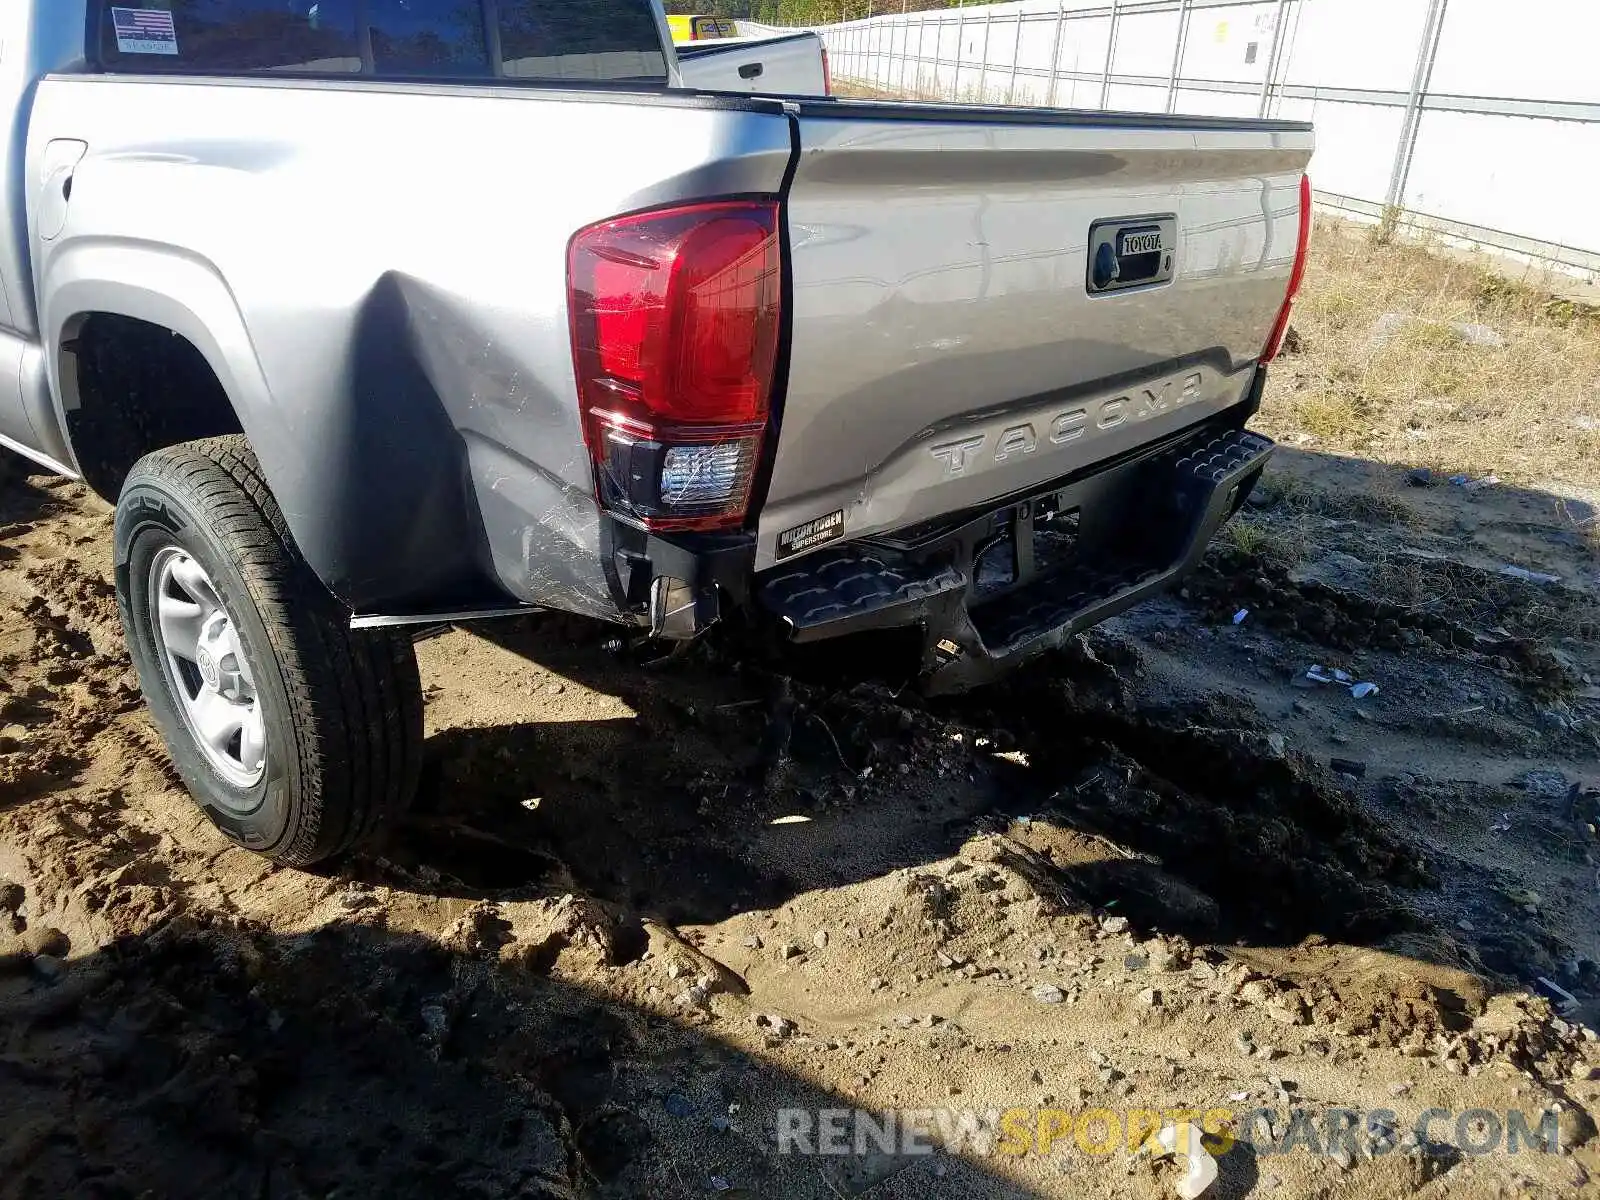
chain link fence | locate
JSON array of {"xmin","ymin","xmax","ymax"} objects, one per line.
[{"xmin": 748, "ymin": 0, "xmax": 1600, "ymax": 279}]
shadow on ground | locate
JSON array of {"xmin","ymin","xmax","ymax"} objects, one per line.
[
  {"xmin": 0, "ymin": 456, "xmax": 67, "ymax": 530},
  {"xmin": 355, "ymin": 442, "xmax": 1599, "ymax": 1014},
  {"xmin": 383, "ymin": 617, "xmax": 1431, "ymax": 951},
  {"xmin": 2, "ymin": 441, "xmax": 1598, "ymax": 1198},
  {"xmin": 0, "ymin": 917, "xmax": 1077, "ymax": 1199}
]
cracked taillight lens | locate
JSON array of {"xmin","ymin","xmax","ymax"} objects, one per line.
[{"xmin": 568, "ymin": 201, "xmax": 782, "ymax": 531}]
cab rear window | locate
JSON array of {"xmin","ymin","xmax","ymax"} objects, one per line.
[{"xmin": 93, "ymin": 1, "xmax": 669, "ymax": 82}]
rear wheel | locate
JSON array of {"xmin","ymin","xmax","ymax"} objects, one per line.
[{"xmin": 114, "ymin": 436, "xmax": 422, "ymax": 865}]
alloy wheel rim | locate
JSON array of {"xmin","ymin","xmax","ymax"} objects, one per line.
[{"xmin": 148, "ymin": 547, "xmax": 267, "ymax": 789}]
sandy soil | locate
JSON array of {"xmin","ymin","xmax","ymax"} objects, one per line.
[{"xmin": 1, "ymin": 443, "xmax": 1598, "ymax": 1199}]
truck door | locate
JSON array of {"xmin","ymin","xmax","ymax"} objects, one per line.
[{"xmin": 0, "ymin": 133, "xmax": 85, "ymax": 468}]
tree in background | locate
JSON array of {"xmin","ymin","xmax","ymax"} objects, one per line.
[
  {"xmin": 665, "ymin": 1, "xmax": 961, "ymax": 24},
  {"xmin": 663, "ymin": 0, "xmax": 751, "ymax": 18}
]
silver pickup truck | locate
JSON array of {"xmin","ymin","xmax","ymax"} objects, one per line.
[{"xmin": 0, "ymin": 1, "xmax": 1312, "ymax": 865}]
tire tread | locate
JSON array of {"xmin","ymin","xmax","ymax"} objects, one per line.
[{"xmin": 122, "ymin": 435, "xmax": 422, "ymax": 864}]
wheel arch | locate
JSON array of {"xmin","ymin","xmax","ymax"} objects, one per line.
[
  {"xmin": 42, "ymin": 247, "xmax": 511, "ymax": 615},
  {"xmin": 39, "ymin": 245, "xmax": 355, "ymax": 595},
  {"xmin": 44, "ymin": 244, "xmax": 288, "ymax": 482}
]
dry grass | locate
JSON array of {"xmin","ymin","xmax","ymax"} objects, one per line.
[
  {"xmin": 1365, "ymin": 552, "xmax": 1598, "ymax": 646},
  {"xmin": 1217, "ymin": 469, "xmax": 1422, "ymax": 578},
  {"xmin": 1250, "ymin": 469, "xmax": 1417, "ymax": 527},
  {"xmin": 1217, "ymin": 514, "xmax": 1299, "ymax": 569},
  {"xmin": 1258, "ymin": 218, "xmax": 1600, "ymax": 493}
]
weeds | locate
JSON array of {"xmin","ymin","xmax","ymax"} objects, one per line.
[
  {"xmin": 1373, "ymin": 204, "xmax": 1403, "ymax": 247},
  {"xmin": 1258, "ymin": 218, "xmax": 1600, "ymax": 492},
  {"xmin": 1218, "ymin": 513, "xmax": 1299, "ymax": 569},
  {"xmin": 1476, "ymin": 274, "xmax": 1600, "ymax": 330},
  {"xmin": 1252, "ymin": 469, "xmax": 1415, "ymax": 527},
  {"xmin": 1368, "ymin": 554, "xmax": 1597, "ymax": 646}
]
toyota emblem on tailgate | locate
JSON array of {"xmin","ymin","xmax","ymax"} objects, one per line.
[{"xmin": 1088, "ymin": 215, "xmax": 1178, "ymax": 294}]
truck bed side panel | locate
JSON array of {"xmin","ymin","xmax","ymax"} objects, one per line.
[
  {"xmin": 28, "ymin": 77, "xmax": 795, "ymax": 615},
  {"xmin": 758, "ymin": 107, "xmax": 1313, "ymax": 570}
]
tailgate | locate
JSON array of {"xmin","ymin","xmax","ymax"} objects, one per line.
[
  {"xmin": 675, "ymin": 33, "xmax": 828, "ymax": 95},
  {"xmin": 755, "ymin": 103, "xmax": 1313, "ymax": 570}
]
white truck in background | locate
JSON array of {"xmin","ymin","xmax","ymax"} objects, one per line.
[{"xmin": 677, "ymin": 30, "xmax": 830, "ymax": 95}]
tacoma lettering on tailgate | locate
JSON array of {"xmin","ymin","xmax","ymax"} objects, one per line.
[{"xmin": 929, "ymin": 372, "xmax": 1205, "ymax": 479}]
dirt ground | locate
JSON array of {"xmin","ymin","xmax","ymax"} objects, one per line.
[
  {"xmin": 3, "ymin": 236, "xmax": 1600, "ymax": 1199},
  {"xmin": 3, "ymin": 439, "xmax": 1598, "ymax": 1198}
]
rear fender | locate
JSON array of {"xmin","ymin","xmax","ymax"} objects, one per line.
[{"xmin": 42, "ymin": 246, "xmax": 493, "ymax": 612}]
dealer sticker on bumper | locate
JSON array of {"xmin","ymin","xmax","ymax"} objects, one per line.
[{"xmin": 777, "ymin": 509, "xmax": 845, "ymax": 559}]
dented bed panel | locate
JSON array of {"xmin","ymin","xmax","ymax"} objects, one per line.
[{"xmin": 29, "ymin": 75, "xmax": 796, "ymax": 614}]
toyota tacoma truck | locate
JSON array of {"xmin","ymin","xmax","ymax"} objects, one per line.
[{"xmin": 0, "ymin": 0, "xmax": 1312, "ymax": 865}]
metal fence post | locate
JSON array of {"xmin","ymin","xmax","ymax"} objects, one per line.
[
  {"xmin": 1387, "ymin": 0, "xmax": 1451, "ymax": 210},
  {"xmin": 888, "ymin": 16, "xmax": 898, "ymax": 93},
  {"xmin": 885, "ymin": 15, "xmax": 894, "ymax": 92},
  {"xmin": 953, "ymin": 8, "xmax": 966, "ymax": 99},
  {"xmin": 1045, "ymin": 0, "xmax": 1067, "ymax": 109},
  {"xmin": 912, "ymin": 16, "xmax": 926, "ymax": 97},
  {"xmin": 883, "ymin": 16, "xmax": 892, "ymax": 93},
  {"xmin": 934, "ymin": 13, "xmax": 947, "ymax": 100},
  {"xmin": 1257, "ymin": 0, "xmax": 1291, "ymax": 117},
  {"xmin": 1006, "ymin": 11, "xmax": 1024, "ymax": 105},
  {"xmin": 1099, "ymin": 0, "xmax": 1120, "ymax": 109},
  {"xmin": 1165, "ymin": 0, "xmax": 1192, "ymax": 114},
  {"xmin": 898, "ymin": 15, "xmax": 910, "ymax": 95},
  {"xmin": 977, "ymin": 7, "xmax": 994, "ymax": 103}
]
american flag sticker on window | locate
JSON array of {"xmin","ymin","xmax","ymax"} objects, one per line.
[{"xmin": 111, "ymin": 7, "xmax": 180, "ymax": 55}]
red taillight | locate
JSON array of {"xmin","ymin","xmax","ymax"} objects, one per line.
[
  {"xmin": 1261, "ymin": 173, "xmax": 1313, "ymax": 364},
  {"xmin": 821, "ymin": 47, "xmax": 832, "ymax": 96},
  {"xmin": 569, "ymin": 201, "xmax": 782, "ymax": 531}
]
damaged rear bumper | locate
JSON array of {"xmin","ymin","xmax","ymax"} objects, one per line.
[{"xmin": 756, "ymin": 419, "xmax": 1274, "ymax": 693}]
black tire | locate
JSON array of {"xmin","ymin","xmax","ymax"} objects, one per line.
[{"xmin": 114, "ymin": 435, "xmax": 422, "ymax": 866}]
